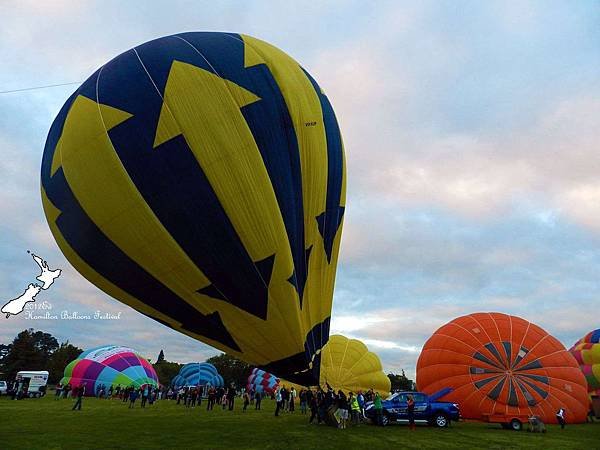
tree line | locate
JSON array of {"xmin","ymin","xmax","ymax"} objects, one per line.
[
  {"xmin": 0, "ymin": 328, "xmax": 255, "ymax": 387},
  {"xmin": 0, "ymin": 328, "xmax": 413, "ymax": 389}
]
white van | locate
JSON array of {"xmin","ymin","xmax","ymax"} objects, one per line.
[{"xmin": 16, "ymin": 371, "xmax": 49, "ymax": 398}]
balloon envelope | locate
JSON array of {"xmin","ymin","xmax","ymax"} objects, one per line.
[
  {"xmin": 320, "ymin": 335, "xmax": 391, "ymax": 394},
  {"xmin": 569, "ymin": 329, "xmax": 600, "ymax": 398},
  {"xmin": 41, "ymin": 32, "xmax": 346, "ymax": 385},
  {"xmin": 417, "ymin": 312, "xmax": 589, "ymax": 424},
  {"xmin": 246, "ymin": 368, "xmax": 279, "ymax": 394},
  {"xmin": 171, "ymin": 363, "xmax": 223, "ymax": 388},
  {"xmin": 61, "ymin": 345, "xmax": 158, "ymax": 396}
]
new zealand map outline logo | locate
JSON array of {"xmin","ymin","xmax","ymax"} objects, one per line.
[{"xmin": 1, "ymin": 251, "xmax": 61, "ymax": 318}]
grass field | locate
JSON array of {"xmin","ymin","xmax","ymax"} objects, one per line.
[{"xmin": 1, "ymin": 394, "xmax": 599, "ymax": 449}]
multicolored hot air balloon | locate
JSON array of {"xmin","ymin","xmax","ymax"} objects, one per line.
[
  {"xmin": 416, "ymin": 312, "xmax": 589, "ymax": 424},
  {"xmin": 320, "ymin": 335, "xmax": 391, "ymax": 394},
  {"xmin": 41, "ymin": 32, "xmax": 346, "ymax": 385},
  {"xmin": 569, "ymin": 329, "xmax": 600, "ymax": 398},
  {"xmin": 247, "ymin": 368, "xmax": 279, "ymax": 394},
  {"xmin": 61, "ymin": 345, "xmax": 158, "ymax": 396},
  {"xmin": 171, "ymin": 363, "xmax": 224, "ymax": 388}
]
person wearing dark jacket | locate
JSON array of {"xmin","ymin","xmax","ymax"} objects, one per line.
[
  {"xmin": 254, "ymin": 390, "xmax": 262, "ymax": 410},
  {"xmin": 227, "ymin": 386, "xmax": 236, "ymax": 411},
  {"xmin": 407, "ymin": 394, "xmax": 416, "ymax": 430},
  {"xmin": 72, "ymin": 384, "xmax": 85, "ymax": 410},
  {"xmin": 336, "ymin": 390, "xmax": 349, "ymax": 429},
  {"xmin": 309, "ymin": 390, "xmax": 320, "ymax": 424}
]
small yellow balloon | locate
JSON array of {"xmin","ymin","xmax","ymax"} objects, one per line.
[{"xmin": 320, "ymin": 335, "xmax": 391, "ymax": 394}]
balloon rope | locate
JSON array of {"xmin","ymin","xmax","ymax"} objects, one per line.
[{"xmin": 0, "ymin": 81, "xmax": 81, "ymax": 94}]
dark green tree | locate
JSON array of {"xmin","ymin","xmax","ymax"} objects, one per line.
[
  {"xmin": 206, "ymin": 353, "xmax": 251, "ymax": 388},
  {"xmin": 0, "ymin": 329, "xmax": 58, "ymax": 379},
  {"xmin": 153, "ymin": 360, "xmax": 182, "ymax": 386},
  {"xmin": 156, "ymin": 349, "xmax": 165, "ymax": 364},
  {"xmin": 47, "ymin": 342, "xmax": 83, "ymax": 384}
]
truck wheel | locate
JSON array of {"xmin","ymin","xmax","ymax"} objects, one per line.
[
  {"xmin": 434, "ymin": 414, "xmax": 449, "ymax": 428},
  {"xmin": 510, "ymin": 419, "xmax": 522, "ymax": 431},
  {"xmin": 381, "ymin": 413, "xmax": 389, "ymax": 427}
]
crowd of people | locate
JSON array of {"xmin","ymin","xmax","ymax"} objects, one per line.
[
  {"xmin": 271, "ymin": 384, "xmax": 385, "ymax": 429},
  {"xmin": 53, "ymin": 382, "xmax": 164, "ymax": 410},
  {"xmin": 52, "ymin": 378, "xmax": 388, "ymax": 429}
]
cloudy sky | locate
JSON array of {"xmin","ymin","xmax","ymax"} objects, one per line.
[{"xmin": 1, "ymin": 0, "xmax": 599, "ymax": 380}]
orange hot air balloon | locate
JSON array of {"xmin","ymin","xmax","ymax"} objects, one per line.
[{"xmin": 416, "ymin": 312, "xmax": 589, "ymax": 424}]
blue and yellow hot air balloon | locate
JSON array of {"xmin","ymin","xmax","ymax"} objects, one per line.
[{"xmin": 41, "ymin": 32, "xmax": 345, "ymax": 385}]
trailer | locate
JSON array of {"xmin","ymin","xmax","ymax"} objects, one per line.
[
  {"xmin": 16, "ymin": 371, "xmax": 49, "ymax": 398},
  {"xmin": 482, "ymin": 412, "xmax": 531, "ymax": 431}
]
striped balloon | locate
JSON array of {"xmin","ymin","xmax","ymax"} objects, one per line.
[
  {"xmin": 171, "ymin": 363, "xmax": 223, "ymax": 388},
  {"xmin": 61, "ymin": 345, "xmax": 158, "ymax": 396},
  {"xmin": 247, "ymin": 368, "xmax": 279, "ymax": 394},
  {"xmin": 569, "ymin": 329, "xmax": 600, "ymax": 397},
  {"xmin": 41, "ymin": 32, "xmax": 345, "ymax": 385},
  {"xmin": 416, "ymin": 312, "xmax": 589, "ymax": 424}
]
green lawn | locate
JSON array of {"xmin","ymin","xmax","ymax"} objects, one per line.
[{"xmin": 1, "ymin": 394, "xmax": 599, "ymax": 449}]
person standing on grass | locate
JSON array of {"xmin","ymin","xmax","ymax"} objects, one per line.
[
  {"xmin": 407, "ymin": 394, "xmax": 416, "ymax": 430},
  {"xmin": 55, "ymin": 383, "xmax": 62, "ymax": 400},
  {"xmin": 242, "ymin": 390, "xmax": 250, "ymax": 412},
  {"xmin": 336, "ymin": 390, "xmax": 349, "ymax": 429},
  {"xmin": 373, "ymin": 392, "xmax": 383, "ymax": 426},
  {"xmin": 142, "ymin": 385, "xmax": 150, "ymax": 408},
  {"xmin": 279, "ymin": 386, "xmax": 287, "ymax": 412},
  {"xmin": 587, "ymin": 407, "xmax": 596, "ymax": 423},
  {"xmin": 289, "ymin": 387, "xmax": 296, "ymax": 412},
  {"xmin": 129, "ymin": 387, "xmax": 139, "ymax": 408},
  {"xmin": 317, "ymin": 388, "xmax": 326, "ymax": 423},
  {"xmin": 207, "ymin": 387, "xmax": 215, "ymax": 410},
  {"xmin": 357, "ymin": 391, "xmax": 365, "ymax": 419},
  {"xmin": 349, "ymin": 392, "xmax": 360, "ymax": 425},
  {"xmin": 309, "ymin": 390, "xmax": 319, "ymax": 424},
  {"xmin": 254, "ymin": 390, "xmax": 262, "ymax": 410},
  {"xmin": 227, "ymin": 385, "xmax": 236, "ymax": 410},
  {"xmin": 556, "ymin": 407, "xmax": 566, "ymax": 429},
  {"xmin": 149, "ymin": 388, "xmax": 156, "ymax": 406},
  {"xmin": 71, "ymin": 384, "xmax": 85, "ymax": 411},
  {"xmin": 275, "ymin": 388, "xmax": 283, "ymax": 416},
  {"xmin": 188, "ymin": 387, "xmax": 195, "ymax": 408},
  {"xmin": 299, "ymin": 389, "xmax": 307, "ymax": 414}
]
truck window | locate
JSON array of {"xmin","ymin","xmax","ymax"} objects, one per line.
[
  {"xmin": 413, "ymin": 394, "xmax": 427, "ymax": 403},
  {"xmin": 395, "ymin": 394, "xmax": 407, "ymax": 402}
]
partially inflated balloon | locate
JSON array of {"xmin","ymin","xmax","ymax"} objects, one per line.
[
  {"xmin": 41, "ymin": 32, "xmax": 346, "ymax": 385},
  {"xmin": 247, "ymin": 368, "xmax": 279, "ymax": 394},
  {"xmin": 61, "ymin": 345, "xmax": 158, "ymax": 396},
  {"xmin": 320, "ymin": 335, "xmax": 390, "ymax": 394},
  {"xmin": 569, "ymin": 329, "xmax": 600, "ymax": 398},
  {"xmin": 417, "ymin": 313, "xmax": 589, "ymax": 424},
  {"xmin": 171, "ymin": 363, "xmax": 223, "ymax": 388}
]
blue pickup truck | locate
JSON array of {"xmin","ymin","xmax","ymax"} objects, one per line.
[{"xmin": 365, "ymin": 391, "xmax": 460, "ymax": 427}]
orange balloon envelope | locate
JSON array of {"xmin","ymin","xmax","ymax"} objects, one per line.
[{"xmin": 416, "ymin": 312, "xmax": 588, "ymax": 424}]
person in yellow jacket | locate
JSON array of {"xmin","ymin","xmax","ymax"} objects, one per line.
[{"xmin": 349, "ymin": 392, "xmax": 361, "ymax": 425}]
